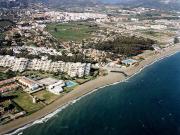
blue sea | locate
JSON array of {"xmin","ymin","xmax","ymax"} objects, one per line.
[{"xmin": 12, "ymin": 52, "xmax": 180, "ymax": 135}]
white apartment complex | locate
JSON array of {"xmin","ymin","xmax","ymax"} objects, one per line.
[
  {"xmin": 0, "ymin": 56, "xmax": 29, "ymax": 72},
  {"xmin": 41, "ymin": 12, "xmax": 108, "ymax": 22},
  {"xmin": 0, "ymin": 55, "xmax": 91, "ymax": 78}
]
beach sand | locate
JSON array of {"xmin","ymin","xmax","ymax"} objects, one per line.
[{"xmin": 0, "ymin": 44, "xmax": 180, "ymax": 135}]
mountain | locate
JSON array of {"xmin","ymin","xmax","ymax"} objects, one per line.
[
  {"xmin": 0, "ymin": 0, "xmax": 28, "ymax": 8},
  {"xmin": 28, "ymin": 0, "xmax": 180, "ymax": 11},
  {"xmin": 101, "ymin": 0, "xmax": 180, "ymax": 11},
  {"xmin": 134, "ymin": 0, "xmax": 180, "ymax": 11},
  {"xmin": 4, "ymin": 0, "xmax": 180, "ymax": 10},
  {"xmin": 45, "ymin": 0, "xmax": 100, "ymax": 7}
]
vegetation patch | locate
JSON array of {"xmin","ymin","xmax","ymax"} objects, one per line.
[
  {"xmin": 0, "ymin": 19, "xmax": 15, "ymax": 32},
  {"xmin": 12, "ymin": 90, "xmax": 44, "ymax": 114},
  {"xmin": 32, "ymin": 90, "xmax": 59, "ymax": 105},
  {"xmin": 142, "ymin": 30, "xmax": 175, "ymax": 38},
  {"xmin": 0, "ymin": 71, "xmax": 16, "ymax": 81},
  {"xmin": 85, "ymin": 36, "xmax": 155, "ymax": 57},
  {"xmin": 46, "ymin": 22, "xmax": 98, "ymax": 42},
  {"xmin": 76, "ymin": 76, "xmax": 95, "ymax": 84}
]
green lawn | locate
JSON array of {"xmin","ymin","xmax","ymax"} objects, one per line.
[
  {"xmin": 32, "ymin": 90, "xmax": 59, "ymax": 105},
  {"xmin": 46, "ymin": 22, "xmax": 97, "ymax": 42},
  {"xmin": 141, "ymin": 30, "xmax": 175, "ymax": 38},
  {"xmin": 12, "ymin": 90, "xmax": 44, "ymax": 114},
  {"xmin": 143, "ymin": 31, "xmax": 161, "ymax": 37}
]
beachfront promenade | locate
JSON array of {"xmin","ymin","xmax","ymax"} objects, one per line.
[{"xmin": 0, "ymin": 44, "xmax": 180, "ymax": 135}]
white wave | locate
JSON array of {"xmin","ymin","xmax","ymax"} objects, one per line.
[
  {"xmin": 6, "ymin": 104, "xmax": 71, "ymax": 135},
  {"xmin": 6, "ymin": 51, "xmax": 179, "ymax": 135}
]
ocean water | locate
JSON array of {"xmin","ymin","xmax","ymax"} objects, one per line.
[{"xmin": 13, "ymin": 52, "xmax": 180, "ymax": 135}]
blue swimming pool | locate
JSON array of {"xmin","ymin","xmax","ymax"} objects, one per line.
[{"xmin": 65, "ymin": 81, "xmax": 78, "ymax": 88}]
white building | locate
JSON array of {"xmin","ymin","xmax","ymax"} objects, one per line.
[
  {"xmin": 150, "ymin": 25, "xmax": 167, "ymax": 30},
  {"xmin": 0, "ymin": 56, "xmax": 28, "ymax": 72},
  {"xmin": 12, "ymin": 58, "xmax": 29, "ymax": 72},
  {"xmin": 18, "ymin": 77, "xmax": 40, "ymax": 91},
  {"xmin": 85, "ymin": 63, "xmax": 91, "ymax": 76},
  {"xmin": 0, "ymin": 55, "xmax": 91, "ymax": 78},
  {"xmin": 78, "ymin": 63, "xmax": 86, "ymax": 78},
  {"xmin": 121, "ymin": 59, "xmax": 138, "ymax": 66},
  {"xmin": 44, "ymin": 11, "xmax": 108, "ymax": 22},
  {"xmin": 48, "ymin": 80, "xmax": 65, "ymax": 95},
  {"xmin": 67, "ymin": 63, "xmax": 91, "ymax": 78},
  {"xmin": 0, "ymin": 55, "xmax": 15, "ymax": 67}
]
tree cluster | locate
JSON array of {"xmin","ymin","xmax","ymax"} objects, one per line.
[{"xmin": 85, "ymin": 36, "xmax": 155, "ymax": 57}]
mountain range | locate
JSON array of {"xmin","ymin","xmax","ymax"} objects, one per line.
[
  {"xmin": 24, "ymin": 0, "xmax": 180, "ymax": 11},
  {"xmin": 44, "ymin": 0, "xmax": 180, "ymax": 10},
  {"xmin": 114, "ymin": 0, "xmax": 180, "ymax": 10}
]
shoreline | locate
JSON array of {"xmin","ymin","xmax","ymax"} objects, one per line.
[{"xmin": 1, "ymin": 44, "xmax": 180, "ymax": 135}]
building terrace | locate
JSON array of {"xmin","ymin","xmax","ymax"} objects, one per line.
[{"xmin": 0, "ymin": 55, "xmax": 92, "ymax": 78}]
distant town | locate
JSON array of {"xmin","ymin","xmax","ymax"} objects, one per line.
[{"xmin": 0, "ymin": 0, "xmax": 180, "ymax": 127}]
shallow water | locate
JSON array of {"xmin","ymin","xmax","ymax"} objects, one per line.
[{"xmin": 13, "ymin": 52, "xmax": 180, "ymax": 135}]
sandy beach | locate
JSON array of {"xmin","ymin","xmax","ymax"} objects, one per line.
[{"xmin": 0, "ymin": 44, "xmax": 180, "ymax": 135}]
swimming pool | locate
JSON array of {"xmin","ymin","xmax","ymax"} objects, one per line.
[{"xmin": 65, "ymin": 81, "xmax": 78, "ymax": 88}]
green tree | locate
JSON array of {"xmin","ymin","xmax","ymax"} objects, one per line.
[
  {"xmin": 54, "ymin": 27, "xmax": 58, "ymax": 32},
  {"xmin": 174, "ymin": 37, "xmax": 180, "ymax": 44}
]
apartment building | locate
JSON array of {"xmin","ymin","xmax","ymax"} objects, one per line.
[
  {"xmin": 0, "ymin": 55, "xmax": 15, "ymax": 67},
  {"xmin": 12, "ymin": 58, "xmax": 29, "ymax": 72},
  {"xmin": 0, "ymin": 55, "xmax": 91, "ymax": 77},
  {"xmin": 67, "ymin": 63, "xmax": 91, "ymax": 78}
]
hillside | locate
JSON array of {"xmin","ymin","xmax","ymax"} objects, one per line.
[
  {"xmin": 107, "ymin": 0, "xmax": 180, "ymax": 11},
  {"xmin": 44, "ymin": 0, "xmax": 100, "ymax": 7},
  {"xmin": 27, "ymin": 0, "xmax": 180, "ymax": 10}
]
